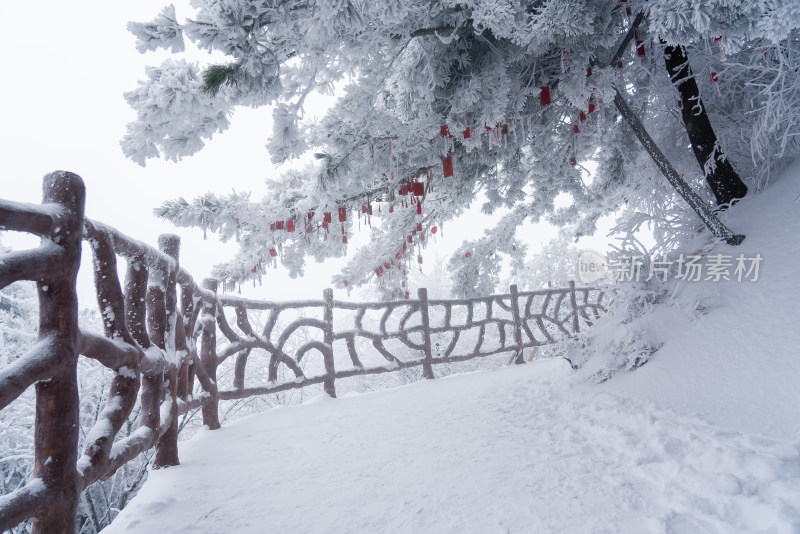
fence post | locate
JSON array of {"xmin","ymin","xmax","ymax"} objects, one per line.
[
  {"xmin": 322, "ymin": 288, "xmax": 337, "ymax": 398},
  {"xmin": 200, "ymin": 278, "xmax": 221, "ymax": 429},
  {"xmin": 509, "ymin": 285, "xmax": 525, "ymax": 365},
  {"xmin": 154, "ymin": 234, "xmax": 180, "ymax": 467},
  {"xmin": 31, "ymin": 172, "xmax": 84, "ymax": 534},
  {"xmin": 569, "ymin": 280, "xmax": 580, "ymax": 335},
  {"xmin": 417, "ymin": 288, "xmax": 435, "ymax": 379}
]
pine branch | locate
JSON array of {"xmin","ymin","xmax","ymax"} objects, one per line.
[{"xmin": 200, "ymin": 63, "xmax": 241, "ymax": 95}]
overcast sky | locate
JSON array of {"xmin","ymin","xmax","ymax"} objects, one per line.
[{"xmin": 0, "ymin": 1, "xmax": 610, "ymax": 308}]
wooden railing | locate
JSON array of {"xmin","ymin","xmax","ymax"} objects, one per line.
[{"xmin": 0, "ymin": 172, "xmax": 608, "ymax": 533}]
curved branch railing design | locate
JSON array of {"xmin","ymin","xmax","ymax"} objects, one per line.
[{"xmin": 0, "ymin": 172, "xmax": 608, "ymax": 533}]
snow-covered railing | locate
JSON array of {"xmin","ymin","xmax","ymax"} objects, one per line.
[{"xmin": 0, "ymin": 172, "xmax": 608, "ymax": 533}]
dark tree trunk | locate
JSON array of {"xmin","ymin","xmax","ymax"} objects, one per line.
[{"xmin": 663, "ymin": 44, "xmax": 748, "ymax": 206}]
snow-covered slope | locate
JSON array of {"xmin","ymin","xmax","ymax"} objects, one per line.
[{"xmin": 103, "ymin": 164, "xmax": 800, "ymax": 533}]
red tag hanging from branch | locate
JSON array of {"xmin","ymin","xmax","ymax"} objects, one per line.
[
  {"xmin": 286, "ymin": 219, "xmax": 295, "ymax": 232},
  {"xmin": 709, "ymin": 68, "xmax": 721, "ymax": 96},
  {"xmin": 501, "ymin": 123, "xmax": 509, "ymax": 135},
  {"xmin": 579, "ymin": 110, "xmax": 587, "ymax": 122},
  {"xmin": 588, "ymin": 103, "xmax": 596, "ymax": 114},
  {"xmin": 323, "ymin": 212, "xmax": 332, "ymax": 224},
  {"xmin": 275, "ymin": 220, "xmax": 285, "ymax": 230},
  {"xmin": 413, "ymin": 181, "xmax": 425, "ymax": 196},
  {"xmin": 636, "ymin": 40, "xmax": 646, "ymax": 57},
  {"xmin": 442, "ymin": 155, "xmax": 454, "ymax": 178},
  {"xmin": 586, "ymin": 67, "xmax": 592, "ymax": 77},
  {"xmin": 431, "ymin": 226, "xmax": 438, "ymax": 234},
  {"xmin": 338, "ymin": 206, "xmax": 347, "ymax": 222},
  {"xmin": 539, "ymin": 85, "xmax": 551, "ymax": 106},
  {"xmin": 269, "ymin": 247, "xmax": 278, "ymax": 257},
  {"xmin": 463, "ymin": 126, "xmax": 471, "ymax": 139},
  {"xmin": 573, "ymin": 123, "xmax": 580, "ymax": 134}
]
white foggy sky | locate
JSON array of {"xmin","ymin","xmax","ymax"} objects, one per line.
[{"xmin": 0, "ymin": 1, "xmax": 610, "ymax": 307}]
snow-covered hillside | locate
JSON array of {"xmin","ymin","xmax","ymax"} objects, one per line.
[{"xmin": 102, "ymin": 163, "xmax": 800, "ymax": 533}]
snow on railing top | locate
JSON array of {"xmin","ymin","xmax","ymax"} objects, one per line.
[{"xmin": 0, "ymin": 172, "xmax": 608, "ymax": 533}]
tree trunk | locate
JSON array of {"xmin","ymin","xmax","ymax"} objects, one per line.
[
  {"xmin": 663, "ymin": 44, "xmax": 748, "ymax": 207},
  {"xmin": 612, "ymin": 89, "xmax": 744, "ymax": 245}
]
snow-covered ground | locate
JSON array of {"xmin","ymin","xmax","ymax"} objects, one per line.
[{"xmin": 103, "ymin": 163, "xmax": 800, "ymax": 533}]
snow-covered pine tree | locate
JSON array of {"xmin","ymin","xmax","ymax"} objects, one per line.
[{"xmin": 124, "ymin": 0, "xmax": 800, "ymax": 298}]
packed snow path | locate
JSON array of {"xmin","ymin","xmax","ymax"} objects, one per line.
[{"xmin": 104, "ymin": 359, "xmax": 800, "ymax": 533}]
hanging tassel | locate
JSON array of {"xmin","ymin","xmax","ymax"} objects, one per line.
[{"xmin": 416, "ymin": 202, "xmax": 422, "ymax": 215}]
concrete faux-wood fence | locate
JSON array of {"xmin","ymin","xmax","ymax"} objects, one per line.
[{"xmin": 0, "ymin": 172, "xmax": 608, "ymax": 533}]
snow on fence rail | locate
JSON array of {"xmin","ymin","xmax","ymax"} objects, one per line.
[{"xmin": 0, "ymin": 172, "xmax": 608, "ymax": 533}]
